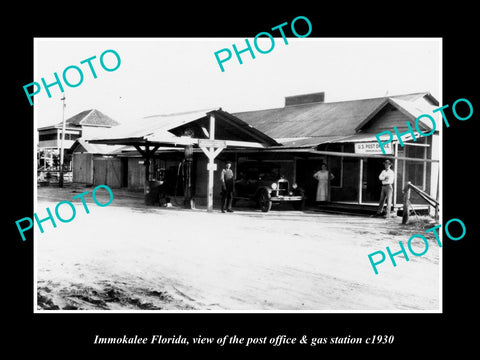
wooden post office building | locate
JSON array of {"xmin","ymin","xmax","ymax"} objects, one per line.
[{"xmin": 83, "ymin": 91, "xmax": 439, "ymax": 213}]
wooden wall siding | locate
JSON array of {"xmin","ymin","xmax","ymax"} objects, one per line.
[
  {"xmin": 72, "ymin": 153, "xmax": 93, "ymax": 185},
  {"xmin": 396, "ymin": 159, "xmax": 404, "ymax": 204},
  {"xmin": 195, "ymin": 157, "xmax": 222, "ymax": 199},
  {"xmin": 127, "ymin": 158, "xmax": 145, "ymax": 190},
  {"xmin": 361, "ymin": 106, "xmax": 412, "ymax": 133},
  {"xmin": 93, "ymin": 158, "xmax": 122, "ymax": 188}
]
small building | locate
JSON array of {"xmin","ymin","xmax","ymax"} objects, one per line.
[
  {"xmin": 87, "ymin": 109, "xmax": 276, "ymax": 196},
  {"xmin": 37, "ymin": 109, "xmax": 120, "ymax": 181},
  {"xmin": 69, "ymin": 138, "xmax": 126, "ymax": 187},
  {"xmin": 230, "ymin": 91, "xmax": 439, "ymax": 211}
]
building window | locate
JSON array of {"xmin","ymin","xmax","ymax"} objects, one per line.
[
  {"xmin": 39, "ymin": 133, "xmax": 58, "ymax": 141},
  {"xmin": 406, "ymin": 144, "xmax": 425, "ymax": 159},
  {"xmin": 404, "ymin": 142, "xmax": 427, "ymax": 190},
  {"xmin": 406, "ymin": 162, "xmax": 424, "ymax": 189},
  {"xmin": 65, "ymin": 133, "xmax": 81, "ymax": 140}
]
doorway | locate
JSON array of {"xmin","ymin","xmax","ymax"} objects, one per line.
[
  {"xmin": 121, "ymin": 157, "xmax": 128, "ymax": 188},
  {"xmin": 361, "ymin": 158, "xmax": 389, "ymax": 203},
  {"xmin": 295, "ymin": 158, "xmax": 326, "ymax": 205}
]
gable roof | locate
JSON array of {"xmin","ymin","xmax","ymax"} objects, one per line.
[
  {"xmin": 88, "ymin": 92, "xmax": 438, "ymax": 151},
  {"xmin": 65, "ymin": 109, "xmax": 120, "ymax": 127},
  {"xmin": 232, "ymin": 92, "xmax": 438, "ymax": 141},
  {"xmin": 354, "ymin": 96, "xmax": 440, "ymax": 132},
  {"xmin": 38, "ymin": 109, "xmax": 120, "ymax": 131}
]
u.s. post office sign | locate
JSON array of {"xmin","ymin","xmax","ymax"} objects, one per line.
[{"xmin": 355, "ymin": 142, "xmax": 393, "ymax": 155}]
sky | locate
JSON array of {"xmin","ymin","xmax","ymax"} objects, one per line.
[{"xmin": 34, "ymin": 38, "xmax": 441, "ymax": 128}]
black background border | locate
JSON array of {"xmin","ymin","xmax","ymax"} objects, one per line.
[{"xmin": 5, "ymin": 4, "xmax": 477, "ymax": 356}]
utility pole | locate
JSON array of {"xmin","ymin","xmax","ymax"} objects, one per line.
[{"xmin": 59, "ymin": 95, "xmax": 66, "ymax": 188}]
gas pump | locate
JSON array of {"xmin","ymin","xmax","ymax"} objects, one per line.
[{"xmin": 183, "ymin": 144, "xmax": 195, "ymax": 209}]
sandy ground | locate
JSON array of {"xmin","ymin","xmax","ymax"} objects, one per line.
[{"xmin": 35, "ymin": 186, "xmax": 441, "ymax": 311}]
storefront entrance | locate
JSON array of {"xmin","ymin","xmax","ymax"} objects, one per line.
[
  {"xmin": 361, "ymin": 158, "xmax": 385, "ymax": 203},
  {"xmin": 295, "ymin": 158, "xmax": 326, "ymax": 205},
  {"xmin": 299, "ymin": 156, "xmax": 395, "ymax": 206}
]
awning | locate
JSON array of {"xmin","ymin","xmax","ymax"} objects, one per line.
[
  {"xmin": 273, "ymin": 132, "xmax": 420, "ymax": 149},
  {"xmin": 88, "ymin": 109, "xmax": 277, "ymax": 149}
]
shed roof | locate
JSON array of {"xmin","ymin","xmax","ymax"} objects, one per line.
[{"xmin": 271, "ymin": 132, "xmax": 414, "ymax": 149}]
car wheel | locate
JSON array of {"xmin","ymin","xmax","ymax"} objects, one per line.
[{"xmin": 258, "ymin": 191, "xmax": 272, "ymax": 212}]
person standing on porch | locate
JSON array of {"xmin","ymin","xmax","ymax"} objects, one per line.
[
  {"xmin": 375, "ymin": 159, "xmax": 395, "ymax": 218},
  {"xmin": 313, "ymin": 163, "xmax": 334, "ymax": 202},
  {"xmin": 220, "ymin": 161, "xmax": 234, "ymax": 213}
]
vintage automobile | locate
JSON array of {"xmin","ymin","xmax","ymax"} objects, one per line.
[{"xmin": 234, "ymin": 161, "xmax": 305, "ymax": 212}]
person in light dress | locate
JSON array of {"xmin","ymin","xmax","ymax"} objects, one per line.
[{"xmin": 313, "ymin": 163, "xmax": 334, "ymax": 202}]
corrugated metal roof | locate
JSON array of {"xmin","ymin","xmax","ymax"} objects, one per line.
[
  {"xmin": 389, "ymin": 98, "xmax": 440, "ymax": 130},
  {"xmin": 88, "ymin": 92, "xmax": 438, "ymax": 150},
  {"xmin": 232, "ymin": 97, "xmax": 387, "ymax": 139},
  {"xmin": 232, "ymin": 92, "xmax": 438, "ymax": 144},
  {"xmin": 88, "ymin": 109, "xmax": 215, "ymax": 142},
  {"xmin": 70, "ymin": 138, "xmax": 125, "ymax": 154},
  {"xmin": 272, "ymin": 132, "xmax": 410, "ymax": 149},
  {"xmin": 322, "ymin": 132, "xmax": 418, "ymax": 144},
  {"xmin": 275, "ymin": 136, "xmax": 346, "ymax": 148},
  {"xmin": 89, "ymin": 108, "xmax": 278, "ymax": 148}
]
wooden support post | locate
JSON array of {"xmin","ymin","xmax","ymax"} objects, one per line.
[
  {"xmin": 198, "ymin": 114, "xmax": 226, "ymax": 212},
  {"xmin": 59, "ymin": 95, "xmax": 66, "ymax": 188},
  {"xmin": 358, "ymin": 158, "xmax": 363, "ymax": 204},
  {"xmin": 144, "ymin": 145, "xmax": 150, "ymax": 184},
  {"xmin": 134, "ymin": 144, "xmax": 161, "ymax": 205},
  {"xmin": 393, "ymin": 142, "xmax": 398, "ymax": 208},
  {"xmin": 435, "ymin": 167, "xmax": 440, "ymax": 222},
  {"xmin": 133, "ymin": 144, "xmax": 160, "ymax": 186},
  {"xmin": 184, "ymin": 145, "xmax": 194, "ymax": 209},
  {"xmin": 150, "ymin": 145, "xmax": 160, "ymax": 156},
  {"xmin": 207, "ymin": 114, "xmax": 215, "ymax": 212},
  {"xmin": 402, "ymin": 181, "xmax": 411, "ymax": 225}
]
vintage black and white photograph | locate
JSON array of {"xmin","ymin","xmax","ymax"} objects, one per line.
[{"xmin": 33, "ymin": 37, "xmax": 442, "ymax": 312}]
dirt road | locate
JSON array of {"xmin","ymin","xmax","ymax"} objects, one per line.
[{"xmin": 35, "ymin": 186, "xmax": 440, "ymax": 311}]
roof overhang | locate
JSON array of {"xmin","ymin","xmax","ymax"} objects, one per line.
[
  {"xmin": 270, "ymin": 131, "xmax": 424, "ymax": 150},
  {"xmin": 88, "ymin": 109, "xmax": 278, "ymax": 150},
  {"xmin": 354, "ymin": 97, "xmax": 440, "ymax": 133}
]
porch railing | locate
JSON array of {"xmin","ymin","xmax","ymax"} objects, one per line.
[{"xmin": 402, "ymin": 181, "xmax": 439, "ymax": 224}]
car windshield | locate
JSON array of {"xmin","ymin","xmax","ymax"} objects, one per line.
[
  {"xmin": 239, "ymin": 163, "xmax": 281, "ymax": 181},
  {"xmin": 258, "ymin": 172, "xmax": 277, "ymax": 181}
]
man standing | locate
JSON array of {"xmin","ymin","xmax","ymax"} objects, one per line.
[
  {"xmin": 376, "ymin": 159, "xmax": 395, "ymax": 218},
  {"xmin": 220, "ymin": 161, "xmax": 234, "ymax": 213}
]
